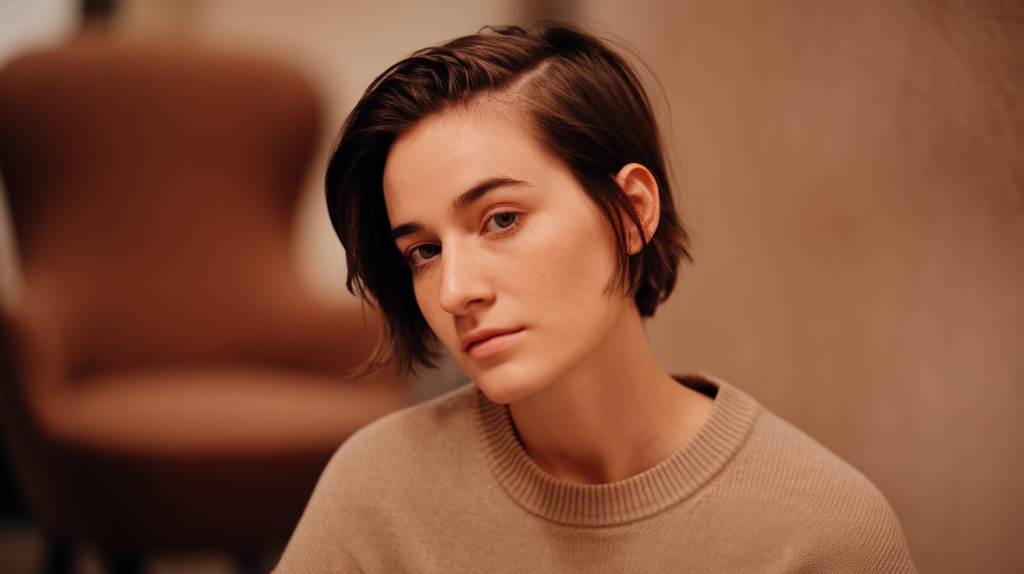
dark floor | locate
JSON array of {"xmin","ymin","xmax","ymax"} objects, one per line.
[
  {"xmin": 0, "ymin": 524, "xmax": 248, "ymax": 574},
  {"xmin": 0, "ymin": 457, "xmax": 254, "ymax": 574}
]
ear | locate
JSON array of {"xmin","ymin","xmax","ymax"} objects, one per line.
[{"xmin": 615, "ymin": 163, "xmax": 660, "ymax": 255}]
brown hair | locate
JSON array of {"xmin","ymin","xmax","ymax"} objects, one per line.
[{"xmin": 327, "ymin": 22, "xmax": 691, "ymax": 375}]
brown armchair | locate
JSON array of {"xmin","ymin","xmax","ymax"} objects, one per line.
[{"xmin": 0, "ymin": 37, "xmax": 406, "ymax": 570}]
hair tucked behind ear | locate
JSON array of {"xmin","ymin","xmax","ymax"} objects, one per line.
[{"xmin": 327, "ymin": 21, "xmax": 691, "ymax": 376}]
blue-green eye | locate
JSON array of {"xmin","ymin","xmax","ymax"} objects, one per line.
[
  {"xmin": 492, "ymin": 213, "xmax": 516, "ymax": 229},
  {"xmin": 409, "ymin": 244, "xmax": 440, "ymax": 266}
]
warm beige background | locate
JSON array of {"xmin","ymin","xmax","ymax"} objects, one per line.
[
  {"xmin": 2, "ymin": 1, "xmax": 1022, "ymax": 572},
  {"xmin": 586, "ymin": 2, "xmax": 1023, "ymax": 573}
]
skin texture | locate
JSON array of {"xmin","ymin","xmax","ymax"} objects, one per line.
[{"xmin": 383, "ymin": 102, "xmax": 713, "ymax": 484}]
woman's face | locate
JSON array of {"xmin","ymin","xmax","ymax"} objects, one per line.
[{"xmin": 383, "ymin": 105, "xmax": 638, "ymax": 404}]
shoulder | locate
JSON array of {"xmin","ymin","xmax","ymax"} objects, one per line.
[
  {"xmin": 709, "ymin": 379, "xmax": 917, "ymax": 572},
  {"xmin": 321, "ymin": 382, "xmax": 480, "ymax": 490},
  {"xmin": 337, "ymin": 382, "xmax": 478, "ymax": 454},
  {"xmin": 274, "ymin": 384, "xmax": 482, "ymax": 573}
]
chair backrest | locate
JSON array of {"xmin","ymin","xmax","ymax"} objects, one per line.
[{"xmin": 0, "ymin": 38, "xmax": 355, "ymax": 384}]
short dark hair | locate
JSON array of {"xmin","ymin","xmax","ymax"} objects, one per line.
[{"xmin": 327, "ymin": 21, "xmax": 691, "ymax": 375}]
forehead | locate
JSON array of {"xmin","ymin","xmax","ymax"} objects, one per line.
[
  {"xmin": 391, "ymin": 105, "xmax": 515, "ymax": 170},
  {"xmin": 381, "ymin": 104, "xmax": 558, "ymax": 219}
]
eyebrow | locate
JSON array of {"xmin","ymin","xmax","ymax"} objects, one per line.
[
  {"xmin": 452, "ymin": 176, "xmax": 526, "ymax": 212},
  {"xmin": 390, "ymin": 176, "xmax": 527, "ymax": 241}
]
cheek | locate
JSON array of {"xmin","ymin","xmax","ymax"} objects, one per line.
[{"xmin": 529, "ymin": 212, "xmax": 619, "ymax": 304}]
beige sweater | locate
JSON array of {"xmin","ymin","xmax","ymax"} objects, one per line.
[{"xmin": 276, "ymin": 376, "xmax": 917, "ymax": 573}]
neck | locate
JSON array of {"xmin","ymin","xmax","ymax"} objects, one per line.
[{"xmin": 507, "ymin": 307, "xmax": 713, "ymax": 485}]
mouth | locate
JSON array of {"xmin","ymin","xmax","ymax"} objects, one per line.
[{"xmin": 462, "ymin": 328, "xmax": 525, "ymax": 354}]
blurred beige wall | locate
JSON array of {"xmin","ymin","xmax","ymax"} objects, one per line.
[
  {"xmin": 581, "ymin": 0, "xmax": 1022, "ymax": 572},
  {"xmin": 0, "ymin": 0, "xmax": 79, "ymax": 312}
]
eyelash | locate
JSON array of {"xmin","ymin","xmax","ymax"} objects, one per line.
[{"xmin": 404, "ymin": 211, "xmax": 522, "ymax": 269}]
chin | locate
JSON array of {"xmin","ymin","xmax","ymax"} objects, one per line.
[{"xmin": 466, "ymin": 362, "xmax": 550, "ymax": 405}]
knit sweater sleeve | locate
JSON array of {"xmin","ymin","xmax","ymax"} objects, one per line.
[
  {"xmin": 272, "ymin": 415, "xmax": 393, "ymax": 574},
  {"xmin": 726, "ymin": 409, "xmax": 919, "ymax": 573},
  {"xmin": 789, "ymin": 468, "xmax": 918, "ymax": 573},
  {"xmin": 273, "ymin": 385, "xmax": 482, "ymax": 573}
]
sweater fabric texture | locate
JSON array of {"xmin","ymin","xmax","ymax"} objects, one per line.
[{"xmin": 276, "ymin": 375, "xmax": 917, "ymax": 573}]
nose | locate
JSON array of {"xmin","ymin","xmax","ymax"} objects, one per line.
[{"xmin": 437, "ymin": 240, "xmax": 493, "ymax": 315}]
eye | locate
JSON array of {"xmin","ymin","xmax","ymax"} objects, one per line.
[
  {"xmin": 487, "ymin": 212, "xmax": 517, "ymax": 231},
  {"xmin": 408, "ymin": 244, "xmax": 440, "ymax": 267}
]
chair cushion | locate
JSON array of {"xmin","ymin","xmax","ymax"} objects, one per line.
[
  {"xmin": 35, "ymin": 367, "xmax": 407, "ymax": 457},
  {"xmin": 15, "ymin": 367, "xmax": 406, "ymax": 550}
]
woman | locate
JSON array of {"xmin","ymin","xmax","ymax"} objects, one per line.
[{"xmin": 275, "ymin": 23, "xmax": 917, "ymax": 573}]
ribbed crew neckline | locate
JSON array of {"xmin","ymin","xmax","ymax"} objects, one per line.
[{"xmin": 475, "ymin": 375, "xmax": 760, "ymax": 527}]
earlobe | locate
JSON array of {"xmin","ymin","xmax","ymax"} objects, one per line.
[{"xmin": 615, "ymin": 163, "xmax": 661, "ymax": 255}]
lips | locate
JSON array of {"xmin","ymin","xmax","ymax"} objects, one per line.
[{"xmin": 462, "ymin": 328, "xmax": 524, "ymax": 352}]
